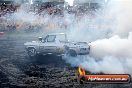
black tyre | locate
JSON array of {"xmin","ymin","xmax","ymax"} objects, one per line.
[
  {"xmin": 69, "ymin": 49, "xmax": 77, "ymax": 57},
  {"xmin": 27, "ymin": 47, "xmax": 37, "ymax": 57}
]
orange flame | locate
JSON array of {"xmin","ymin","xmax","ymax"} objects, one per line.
[{"xmin": 78, "ymin": 67, "xmax": 86, "ymax": 76}]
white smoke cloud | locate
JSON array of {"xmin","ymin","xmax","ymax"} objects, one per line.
[
  {"xmin": 101, "ymin": 0, "xmax": 132, "ymax": 37},
  {"xmin": 64, "ymin": 33, "xmax": 132, "ymax": 74},
  {"xmin": 89, "ymin": 32, "xmax": 132, "ymax": 74},
  {"xmin": 13, "ymin": 4, "xmax": 37, "ymax": 23},
  {"xmin": 90, "ymin": 33, "xmax": 132, "ymax": 59},
  {"xmin": 63, "ymin": 0, "xmax": 132, "ymax": 74},
  {"xmin": 64, "ymin": 55, "xmax": 132, "ymax": 74}
]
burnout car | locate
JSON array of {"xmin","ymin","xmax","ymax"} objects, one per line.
[{"xmin": 24, "ymin": 33, "xmax": 90, "ymax": 57}]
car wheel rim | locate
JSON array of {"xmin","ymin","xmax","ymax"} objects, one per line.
[{"xmin": 28, "ymin": 48, "xmax": 36, "ymax": 56}]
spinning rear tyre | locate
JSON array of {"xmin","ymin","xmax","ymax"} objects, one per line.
[{"xmin": 69, "ymin": 50, "xmax": 77, "ymax": 57}]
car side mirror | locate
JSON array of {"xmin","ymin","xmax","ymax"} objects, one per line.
[{"xmin": 38, "ymin": 37, "xmax": 42, "ymax": 42}]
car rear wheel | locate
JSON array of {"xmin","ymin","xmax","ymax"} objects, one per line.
[
  {"xmin": 64, "ymin": 46, "xmax": 77, "ymax": 57},
  {"xmin": 69, "ymin": 50, "xmax": 77, "ymax": 57}
]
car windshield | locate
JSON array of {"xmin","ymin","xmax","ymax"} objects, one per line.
[{"xmin": 45, "ymin": 35, "xmax": 56, "ymax": 42}]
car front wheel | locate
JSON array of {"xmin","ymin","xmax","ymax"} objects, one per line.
[{"xmin": 27, "ymin": 48, "xmax": 37, "ymax": 57}]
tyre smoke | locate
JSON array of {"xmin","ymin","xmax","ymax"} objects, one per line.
[
  {"xmin": 64, "ymin": 33, "xmax": 132, "ymax": 74},
  {"xmin": 64, "ymin": 0, "xmax": 132, "ymax": 74}
]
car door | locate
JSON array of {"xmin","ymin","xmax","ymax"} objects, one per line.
[{"xmin": 39, "ymin": 35, "xmax": 58, "ymax": 53}]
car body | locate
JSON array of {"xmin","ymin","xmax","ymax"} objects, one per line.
[{"xmin": 24, "ymin": 33, "xmax": 90, "ymax": 57}]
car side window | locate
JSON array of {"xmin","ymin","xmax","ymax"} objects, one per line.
[{"xmin": 44, "ymin": 35, "xmax": 56, "ymax": 42}]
